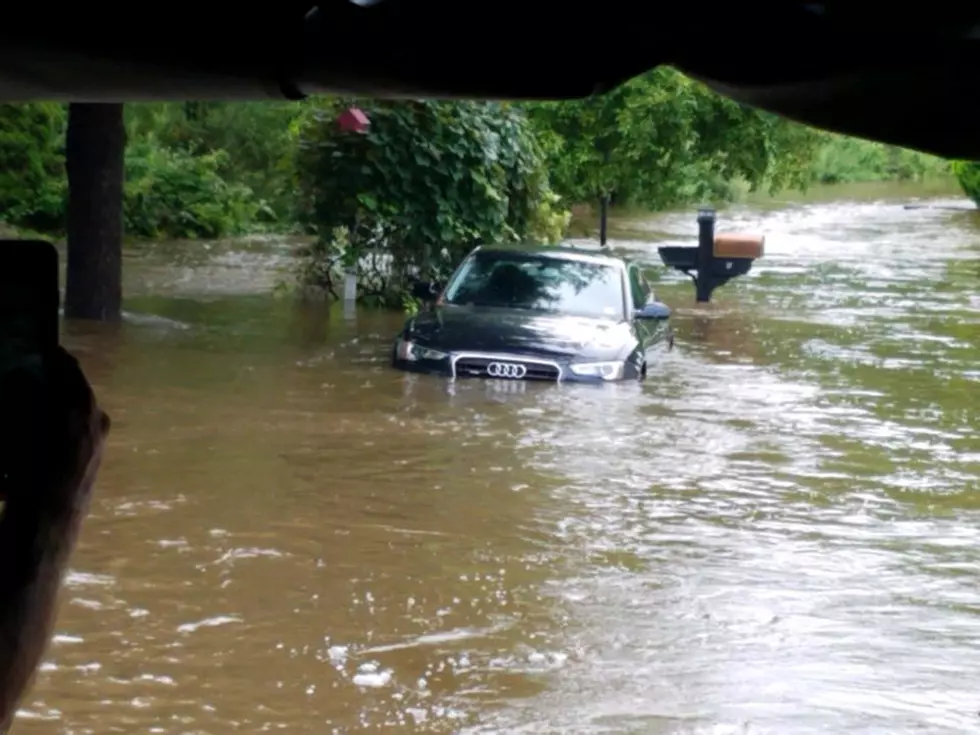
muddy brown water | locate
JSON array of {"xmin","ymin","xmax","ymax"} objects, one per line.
[{"xmin": 13, "ymin": 184, "xmax": 980, "ymax": 734}]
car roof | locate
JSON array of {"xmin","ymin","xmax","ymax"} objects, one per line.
[{"xmin": 472, "ymin": 243, "xmax": 629, "ymax": 268}]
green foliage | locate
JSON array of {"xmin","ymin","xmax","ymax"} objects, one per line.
[
  {"xmin": 292, "ymin": 98, "xmax": 568, "ymax": 307},
  {"xmin": 125, "ymin": 102, "xmax": 304, "ymax": 223},
  {"xmin": 0, "ymin": 102, "xmax": 292, "ymax": 239},
  {"xmin": 528, "ymin": 189, "xmax": 572, "ymax": 245},
  {"xmin": 0, "ymin": 90, "xmax": 959, "ymax": 264},
  {"xmin": 811, "ymin": 134, "xmax": 951, "ymax": 184},
  {"xmin": 124, "ymin": 135, "xmax": 265, "ymax": 239},
  {"xmin": 402, "ymin": 294, "xmax": 422, "ymax": 316},
  {"xmin": 523, "ymin": 67, "xmax": 823, "ymax": 209},
  {"xmin": 951, "ymin": 161, "xmax": 980, "ymax": 206},
  {"xmin": 0, "ymin": 103, "xmax": 68, "ymax": 232}
]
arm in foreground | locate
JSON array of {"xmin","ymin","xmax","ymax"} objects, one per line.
[{"xmin": 0, "ymin": 348, "xmax": 110, "ymax": 731}]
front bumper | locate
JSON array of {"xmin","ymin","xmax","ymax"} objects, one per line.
[{"xmin": 391, "ymin": 347, "xmax": 629, "ymax": 383}]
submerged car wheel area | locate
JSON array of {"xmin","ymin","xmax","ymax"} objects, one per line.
[{"xmin": 391, "ymin": 244, "xmax": 673, "ymax": 383}]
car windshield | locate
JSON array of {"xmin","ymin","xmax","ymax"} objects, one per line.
[{"xmin": 442, "ymin": 251, "xmax": 625, "ymax": 320}]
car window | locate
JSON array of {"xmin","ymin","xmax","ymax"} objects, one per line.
[
  {"xmin": 443, "ymin": 251, "xmax": 625, "ymax": 320},
  {"xmin": 628, "ymin": 265, "xmax": 650, "ymax": 308}
]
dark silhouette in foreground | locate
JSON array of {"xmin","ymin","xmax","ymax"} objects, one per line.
[{"xmin": 0, "ymin": 348, "xmax": 109, "ymax": 731}]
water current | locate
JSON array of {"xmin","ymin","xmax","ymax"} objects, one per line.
[{"xmin": 14, "ymin": 184, "xmax": 980, "ymax": 734}]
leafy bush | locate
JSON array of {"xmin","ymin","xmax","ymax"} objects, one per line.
[
  {"xmin": 292, "ymin": 99, "xmax": 569, "ymax": 307},
  {"xmin": 124, "ymin": 136, "xmax": 265, "ymax": 239},
  {"xmin": 811, "ymin": 135, "xmax": 951, "ymax": 184},
  {"xmin": 951, "ymin": 161, "xmax": 980, "ymax": 206},
  {"xmin": 0, "ymin": 105, "xmax": 268, "ymax": 239},
  {"xmin": 126, "ymin": 102, "xmax": 303, "ymax": 223},
  {"xmin": 0, "ymin": 103, "xmax": 68, "ymax": 232}
]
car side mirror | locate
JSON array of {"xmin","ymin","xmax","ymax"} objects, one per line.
[
  {"xmin": 635, "ymin": 300, "xmax": 671, "ymax": 320},
  {"xmin": 411, "ymin": 281, "xmax": 441, "ymax": 302}
]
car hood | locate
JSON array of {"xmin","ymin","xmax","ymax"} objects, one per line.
[{"xmin": 407, "ymin": 305, "xmax": 634, "ymax": 361}]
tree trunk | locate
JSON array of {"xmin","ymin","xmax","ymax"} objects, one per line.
[{"xmin": 64, "ymin": 103, "xmax": 125, "ymax": 322}]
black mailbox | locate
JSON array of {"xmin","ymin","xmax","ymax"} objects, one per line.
[{"xmin": 658, "ymin": 208, "xmax": 764, "ymax": 303}]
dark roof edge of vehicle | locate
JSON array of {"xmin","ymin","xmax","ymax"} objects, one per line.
[
  {"xmin": 2, "ymin": 3, "xmax": 978, "ymax": 157},
  {"xmin": 473, "ymin": 243, "xmax": 627, "ymax": 264}
]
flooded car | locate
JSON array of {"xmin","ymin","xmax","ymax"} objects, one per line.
[{"xmin": 391, "ymin": 244, "xmax": 673, "ymax": 382}]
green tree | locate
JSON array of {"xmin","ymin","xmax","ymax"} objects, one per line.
[
  {"xmin": 292, "ymin": 99, "xmax": 569, "ymax": 307},
  {"xmin": 0, "ymin": 103, "xmax": 274, "ymax": 241},
  {"xmin": 0, "ymin": 103, "xmax": 67, "ymax": 232},
  {"xmin": 125, "ymin": 102, "xmax": 304, "ymax": 222},
  {"xmin": 524, "ymin": 67, "xmax": 822, "ymax": 210},
  {"xmin": 951, "ymin": 161, "xmax": 980, "ymax": 206},
  {"xmin": 123, "ymin": 137, "xmax": 262, "ymax": 239},
  {"xmin": 811, "ymin": 134, "xmax": 951, "ymax": 184}
]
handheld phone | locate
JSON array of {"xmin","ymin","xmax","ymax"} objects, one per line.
[
  {"xmin": 0, "ymin": 240, "xmax": 60, "ymax": 501},
  {"xmin": 0, "ymin": 240, "xmax": 60, "ymax": 363}
]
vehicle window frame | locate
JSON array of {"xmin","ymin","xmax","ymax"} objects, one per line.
[
  {"xmin": 441, "ymin": 253, "xmax": 479, "ymax": 302},
  {"xmin": 442, "ymin": 250, "xmax": 628, "ymax": 321},
  {"xmin": 639, "ymin": 269, "xmax": 654, "ymax": 304},
  {"xmin": 627, "ymin": 263, "xmax": 651, "ymax": 312}
]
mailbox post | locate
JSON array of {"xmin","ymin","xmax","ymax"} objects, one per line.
[
  {"xmin": 695, "ymin": 208, "xmax": 715, "ymax": 303},
  {"xmin": 658, "ymin": 208, "xmax": 765, "ymax": 303}
]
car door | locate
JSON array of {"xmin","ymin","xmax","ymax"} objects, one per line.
[{"xmin": 628, "ymin": 264, "xmax": 669, "ymax": 355}]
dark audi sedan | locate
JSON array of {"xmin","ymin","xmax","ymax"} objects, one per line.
[{"xmin": 391, "ymin": 244, "xmax": 673, "ymax": 383}]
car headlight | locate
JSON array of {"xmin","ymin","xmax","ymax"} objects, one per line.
[
  {"xmin": 569, "ymin": 361, "xmax": 625, "ymax": 380},
  {"xmin": 396, "ymin": 339, "xmax": 448, "ymax": 362}
]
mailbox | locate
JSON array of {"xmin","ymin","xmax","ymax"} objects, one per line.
[{"xmin": 658, "ymin": 208, "xmax": 764, "ymax": 303}]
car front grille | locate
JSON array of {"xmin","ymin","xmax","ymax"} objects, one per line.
[{"xmin": 452, "ymin": 354, "xmax": 561, "ymax": 382}]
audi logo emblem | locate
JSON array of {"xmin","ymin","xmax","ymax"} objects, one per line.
[{"xmin": 486, "ymin": 362, "xmax": 527, "ymax": 379}]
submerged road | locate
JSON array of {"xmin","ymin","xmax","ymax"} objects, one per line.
[{"xmin": 17, "ymin": 187, "xmax": 980, "ymax": 733}]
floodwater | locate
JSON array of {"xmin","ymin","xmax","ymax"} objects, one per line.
[{"xmin": 15, "ymin": 184, "xmax": 980, "ymax": 733}]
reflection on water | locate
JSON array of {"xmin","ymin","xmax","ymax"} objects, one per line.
[{"xmin": 15, "ymin": 188, "xmax": 980, "ymax": 733}]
